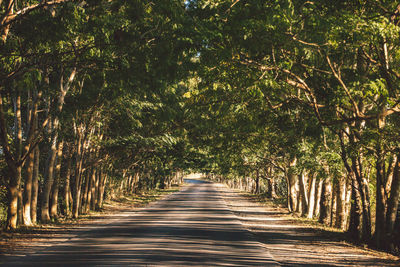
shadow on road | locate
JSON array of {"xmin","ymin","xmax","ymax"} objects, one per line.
[
  {"xmin": 2, "ymin": 180, "xmax": 277, "ymax": 266},
  {"xmin": 221, "ymin": 188, "xmax": 400, "ymax": 267},
  {"xmin": 184, "ymin": 178, "xmax": 210, "ymax": 184}
]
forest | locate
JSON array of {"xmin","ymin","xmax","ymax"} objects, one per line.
[{"xmin": 0, "ymin": 0, "xmax": 400, "ymax": 256}]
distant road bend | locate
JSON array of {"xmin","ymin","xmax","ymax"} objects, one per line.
[{"xmin": 4, "ymin": 179, "xmax": 278, "ymax": 266}]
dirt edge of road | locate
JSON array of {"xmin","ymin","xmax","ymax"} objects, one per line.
[{"xmin": 216, "ymin": 183, "xmax": 400, "ymax": 265}]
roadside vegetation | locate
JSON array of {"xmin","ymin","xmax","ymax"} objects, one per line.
[{"xmin": 1, "ymin": 0, "xmax": 400, "ymax": 257}]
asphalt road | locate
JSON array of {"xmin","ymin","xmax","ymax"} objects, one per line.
[{"xmin": 4, "ymin": 179, "xmax": 278, "ymax": 266}]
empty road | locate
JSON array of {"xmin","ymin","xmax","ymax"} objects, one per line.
[{"xmin": 3, "ymin": 179, "xmax": 278, "ymax": 266}]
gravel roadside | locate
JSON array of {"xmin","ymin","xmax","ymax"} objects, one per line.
[{"xmin": 215, "ymin": 183, "xmax": 400, "ymax": 266}]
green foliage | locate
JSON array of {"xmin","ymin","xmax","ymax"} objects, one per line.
[{"xmin": 1, "ymin": 1, "xmax": 400, "ymax": 250}]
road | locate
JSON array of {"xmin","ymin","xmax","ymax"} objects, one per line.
[{"xmin": 3, "ymin": 179, "xmax": 278, "ymax": 266}]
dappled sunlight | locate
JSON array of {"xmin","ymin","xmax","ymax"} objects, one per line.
[
  {"xmin": 3, "ymin": 181, "xmax": 398, "ymax": 266},
  {"xmin": 219, "ymin": 185, "xmax": 399, "ymax": 266},
  {"xmin": 4, "ymin": 181, "xmax": 277, "ymax": 266}
]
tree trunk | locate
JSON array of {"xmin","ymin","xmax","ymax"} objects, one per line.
[
  {"xmin": 267, "ymin": 178, "xmax": 277, "ymax": 199},
  {"xmin": 31, "ymin": 146, "xmax": 40, "ymax": 224},
  {"xmin": 63, "ymin": 156, "xmax": 72, "ymax": 216},
  {"xmin": 335, "ymin": 176, "xmax": 347, "ymax": 229},
  {"xmin": 4, "ymin": 91, "xmax": 23, "ymax": 229},
  {"xmin": 133, "ymin": 172, "xmax": 140, "ymax": 194},
  {"xmin": 96, "ymin": 171, "xmax": 107, "ymax": 210},
  {"xmin": 375, "ymin": 145, "xmax": 387, "ymax": 248},
  {"xmin": 93, "ymin": 169, "xmax": 100, "ymax": 209},
  {"xmin": 299, "ymin": 171, "xmax": 309, "ymax": 217},
  {"xmin": 386, "ymin": 155, "xmax": 400, "ymax": 249},
  {"xmin": 72, "ymin": 135, "xmax": 84, "ymax": 218},
  {"xmin": 81, "ymin": 171, "xmax": 90, "ymax": 214},
  {"xmin": 351, "ymin": 155, "xmax": 372, "ymax": 242},
  {"xmin": 286, "ymin": 158, "xmax": 298, "ymax": 213},
  {"xmin": 50, "ymin": 140, "xmax": 63, "ymax": 219},
  {"xmin": 347, "ymin": 176, "xmax": 363, "ymax": 240},
  {"xmin": 6, "ymin": 165, "xmax": 20, "ymax": 229},
  {"xmin": 41, "ymin": 133, "xmax": 58, "ymax": 223},
  {"xmin": 95, "ymin": 169, "xmax": 103, "ymax": 210},
  {"xmin": 254, "ymin": 169, "xmax": 260, "ymax": 194},
  {"xmin": 307, "ymin": 174, "xmax": 317, "ymax": 218},
  {"xmin": 339, "ymin": 128, "xmax": 372, "ymax": 241},
  {"xmin": 90, "ymin": 169, "xmax": 97, "ymax": 210},
  {"xmin": 314, "ymin": 178, "xmax": 323, "ymax": 216},
  {"xmin": 22, "ymin": 147, "xmax": 34, "ymax": 226},
  {"xmin": 22, "ymin": 87, "xmax": 39, "ymax": 226},
  {"xmin": 319, "ymin": 178, "xmax": 332, "ymax": 225},
  {"xmin": 344, "ymin": 176, "xmax": 352, "ymax": 229},
  {"xmin": 330, "ymin": 181, "xmax": 337, "ymax": 227}
]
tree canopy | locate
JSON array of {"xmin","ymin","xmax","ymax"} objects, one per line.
[{"xmin": 1, "ymin": 0, "xmax": 400, "ymax": 255}]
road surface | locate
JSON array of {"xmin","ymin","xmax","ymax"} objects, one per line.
[{"xmin": 3, "ymin": 179, "xmax": 278, "ymax": 266}]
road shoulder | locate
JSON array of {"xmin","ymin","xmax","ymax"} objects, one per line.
[{"xmin": 215, "ymin": 183, "xmax": 400, "ymax": 266}]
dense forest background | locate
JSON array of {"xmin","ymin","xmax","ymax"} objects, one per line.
[{"xmin": 1, "ymin": 0, "xmax": 400, "ymax": 255}]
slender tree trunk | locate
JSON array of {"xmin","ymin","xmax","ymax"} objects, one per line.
[
  {"xmin": 307, "ymin": 174, "xmax": 317, "ymax": 219},
  {"xmin": 314, "ymin": 178, "xmax": 323, "ymax": 216},
  {"xmin": 22, "ymin": 148, "xmax": 34, "ymax": 226},
  {"xmin": 348, "ymin": 176, "xmax": 363, "ymax": 240},
  {"xmin": 93, "ymin": 169, "xmax": 100, "ymax": 209},
  {"xmin": 339, "ymin": 130, "xmax": 368, "ymax": 240},
  {"xmin": 330, "ymin": 181, "xmax": 337, "ymax": 227},
  {"xmin": 254, "ymin": 169, "xmax": 260, "ymax": 194},
  {"xmin": 350, "ymin": 150, "xmax": 372, "ymax": 242},
  {"xmin": 22, "ymin": 87, "xmax": 39, "ymax": 226},
  {"xmin": 335, "ymin": 176, "xmax": 347, "ymax": 229},
  {"xmin": 90, "ymin": 169, "xmax": 96, "ymax": 210},
  {"xmin": 296, "ymin": 186, "xmax": 301, "ymax": 213},
  {"xmin": 264, "ymin": 167, "xmax": 276, "ymax": 198},
  {"xmin": 386, "ymin": 155, "xmax": 400, "ymax": 249},
  {"xmin": 286, "ymin": 158, "xmax": 298, "ymax": 212},
  {"xmin": 81, "ymin": 171, "xmax": 90, "ymax": 214},
  {"xmin": 133, "ymin": 172, "xmax": 140, "ymax": 194},
  {"xmin": 72, "ymin": 136, "xmax": 84, "ymax": 218},
  {"xmin": 5, "ymin": 90, "xmax": 23, "ymax": 230},
  {"xmin": 97, "ymin": 171, "xmax": 107, "ymax": 210},
  {"xmin": 6, "ymin": 166, "xmax": 20, "ymax": 229},
  {"xmin": 319, "ymin": 178, "xmax": 332, "ymax": 225},
  {"xmin": 267, "ymin": 177, "xmax": 277, "ymax": 199},
  {"xmin": 41, "ymin": 133, "xmax": 58, "ymax": 222},
  {"xmin": 63, "ymin": 156, "xmax": 72, "ymax": 216},
  {"xmin": 95, "ymin": 169, "xmax": 103, "ymax": 210},
  {"xmin": 50, "ymin": 140, "xmax": 63, "ymax": 219},
  {"xmin": 128, "ymin": 175, "xmax": 134, "ymax": 192},
  {"xmin": 299, "ymin": 171, "xmax": 309, "ymax": 217},
  {"xmin": 375, "ymin": 145, "xmax": 387, "ymax": 248},
  {"xmin": 17, "ymin": 190, "xmax": 23, "ymax": 226},
  {"xmin": 344, "ymin": 176, "xmax": 352, "ymax": 229},
  {"xmin": 31, "ymin": 146, "xmax": 40, "ymax": 224}
]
